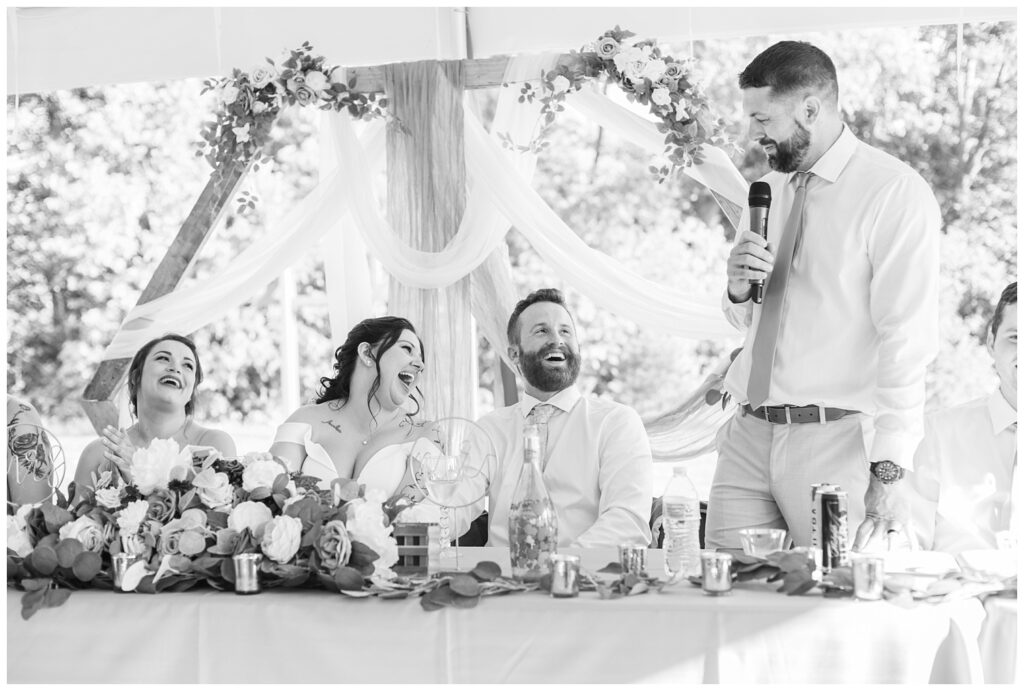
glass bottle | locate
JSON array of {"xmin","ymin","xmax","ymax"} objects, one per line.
[{"xmin": 508, "ymin": 423, "xmax": 559, "ymax": 581}]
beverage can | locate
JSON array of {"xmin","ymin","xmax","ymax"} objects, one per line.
[
  {"xmin": 809, "ymin": 483, "xmax": 840, "ymax": 569},
  {"xmin": 820, "ymin": 490, "xmax": 850, "ymax": 572}
]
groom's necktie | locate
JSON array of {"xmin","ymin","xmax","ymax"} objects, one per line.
[
  {"xmin": 747, "ymin": 172, "xmax": 811, "ymax": 409},
  {"xmin": 527, "ymin": 403, "xmax": 557, "ymax": 471}
]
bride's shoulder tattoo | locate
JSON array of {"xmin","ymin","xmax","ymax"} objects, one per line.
[{"xmin": 322, "ymin": 419, "xmax": 344, "ymax": 435}]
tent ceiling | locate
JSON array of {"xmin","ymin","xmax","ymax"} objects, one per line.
[{"xmin": 6, "ymin": 6, "xmax": 1017, "ymax": 95}]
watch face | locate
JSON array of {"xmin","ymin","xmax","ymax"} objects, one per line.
[{"xmin": 872, "ymin": 461, "xmax": 902, "ymax": 482}]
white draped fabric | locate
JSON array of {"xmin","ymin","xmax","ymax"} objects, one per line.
[
  {"xmin": 99, "ymin": 53, "xmax": 748, "ymax": 449},
  {"xmin": 102, "ymin": 53, "xmax": 745, "ymax": 361}
]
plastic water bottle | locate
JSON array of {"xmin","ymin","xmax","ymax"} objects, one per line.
[{"xmin": 662, "ymin": 466, "xmax": 701, "ymax": 579}]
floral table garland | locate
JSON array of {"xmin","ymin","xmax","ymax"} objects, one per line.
[
  {"xmin": 8, "ymin": 438, "xmax": 1014, "ymax": 619},
  {"xmin": 195, "ymin": 27, "xmax": 730, "ymax": 189}
]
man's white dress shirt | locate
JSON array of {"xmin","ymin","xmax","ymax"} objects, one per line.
[
  {"xmin": 909, "ymin": 390, "xmax": 1018, "ymax": 554},
  {"xmin": 723, "ymin": 124, "xmax": 941, "ymax": 469},
  {"xmin": 474, "ymin": 386, "xmax": 653, "ymax": 549}
]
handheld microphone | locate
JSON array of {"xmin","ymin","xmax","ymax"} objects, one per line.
[{"xmin": 748, "ymin": 181, "xmax": 772, "ymax": 304}]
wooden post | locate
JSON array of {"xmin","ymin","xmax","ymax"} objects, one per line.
[{"xmin": 79, "ymin": 158, "xmax": 252, "ymax": 432}]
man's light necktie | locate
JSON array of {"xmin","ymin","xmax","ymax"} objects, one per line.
[
  {"xmin": 747, "ymin": 172, "xmax": 811, "ymax": 409},
  {"xmin": 527, "ymin": 403, "xmax": 557, "ymax": 471}
]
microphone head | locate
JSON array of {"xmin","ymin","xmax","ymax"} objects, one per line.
[{"xmin": 748, "ymin": 181, "xmax": 772, "ymax": 208}]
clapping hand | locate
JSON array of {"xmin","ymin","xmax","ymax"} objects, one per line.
[{"xmin": 101, "ymin": 426, "xmax": 137, "ymax": 480}]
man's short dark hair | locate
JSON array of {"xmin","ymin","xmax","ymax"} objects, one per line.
[
  {"xmin": 739, "ymin": 40, "xmax": 839, "ymax": 105},
  {"xmin": 506, "ymin": 288, "xmax": 570, "ymax": 346},
  {"xmin": 991, "ymin": 281, "xmax": 1017, "ymax": 339}
]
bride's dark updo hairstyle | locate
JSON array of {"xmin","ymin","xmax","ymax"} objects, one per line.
[{"xmin": 316, "ymin": 316, "xmax": 424, "ymax": 416}]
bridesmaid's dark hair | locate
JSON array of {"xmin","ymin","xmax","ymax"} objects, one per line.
[
  {"xmin": 316, "ymin": 317, "xmax": 424, "ymax": 417},
  {"xmin": 127, "ymin": 333, "xmax": 203, "ymax": 416}
]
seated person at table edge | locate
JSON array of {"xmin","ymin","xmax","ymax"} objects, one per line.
[
  {"xmin": 466, "ymin": 288, "xmax": 653, "ymax": 549},
  {"xmin": 908, "ymin": 282, "xmax": 1018, "ymax": 553}
]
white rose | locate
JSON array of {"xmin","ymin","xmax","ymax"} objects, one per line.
[
  {"xmin": 232, "ymin": 124, "xmax": 251, "ymax": 144},
  {"xmin": 651, "ymin": 87, "xmax": 672, "ymax": 107},
  {"xmin": 551, "ymin": 75, "xmax": 571, "ymax": 94},
  {"xmin": 303, "ymin": 70, "xmax": 328, "ymax": 93},
  {"xmin": 227, "ymin": 501, "xmax": 273, "ymax": 537},
  {"xmin": 192, "ymin": 468, "xmax": 235, "ymax": 510},
  {"xmin": 260, "ymin": 515, "xmax": 303, "ymax": 564},
  {"xmin": 252, "ymin": 101, "xmax": 269, "ymax": 115},
  {"xmin": 58, "ymin": 515, "xmax": 106, "ymax": 553},
  {"xmin": 129, "ymin": 438, "xmax": 190, "ymax": 495},
  {"xmin": 12, "ymin": 503, "xmax": 37, "ymax": 531},
  {"xmin": 613, "ymin": 46, "xmax": 652, "ymax": 82},
  {"xmin": 242, "ymin": 459, "xmax": 287, "ymax": 493},
  {"xmin": 642, "ymin": 58, "xmax": 667, "ymax": 82},
  {"xmin": 116, "ymin": 499, "xmax": 151, "ymax": 535},
  {"xmin": 345, "ymin": 493, "xmax": 398, "ymax": 575},
  {"xmin": 7, "ymin": 516, "xmax": 33, "ymax": 557},
  {"xmin": 675, "ymin": 103, "xmax": 690, "ymax": 121},
  {"xmin": 221, "ymin": 85, "xmax": 240, "ymax": 104},
  {"xmin": 249, "ymin": 66, "xmax": 275, "ymax": 89},
  {"xmin": 94, "ymin": 486, "xmax": 123, "ymax": 509}
]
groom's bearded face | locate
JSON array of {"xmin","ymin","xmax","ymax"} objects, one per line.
[
  {"xmin": 514, "ymin": 301, "xmax": 581, "ymax": 393},
  {"xmin": 759, "ymin": 119, "xmax": 812, "ymax": 173},
  {"xmin": 520, "ymin": 342, "xmax": 581, "ymax": 393}
]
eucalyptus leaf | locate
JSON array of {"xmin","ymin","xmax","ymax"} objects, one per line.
[
  {"xmin": 54, "ymin": 539, "xmax": 84, "ymax": 568},
  {"xmin": 449, "ymin": 594, "xmax": 480, "ymax": 609},
  {"xmin": 21, "ymin": 587, "xmax": 47, "ymax": 620},
  {"xmin": 28, "ymin": 545, "xmax": 58, "ymax": 576},
  {"xmin": 332, "ymin": 566, "xmax": 364, "ymax": 591},
  {"xmin": 71, "ymin": 551, "xmax": 102, "ymax": 581},
  {"xmin": 378, "ymin": 590, "xmax": 409, "ymax": 600},
  {"xmin": 469, "ymin": 561, "xmax": 502, "ymax": 581},
  {"xmin": 20, "ymin": 577, "xmax": 51, "ymax": 592},
  {"xmin": 449, "ymin": 574, "xmax": 482, "ymax": 597}
]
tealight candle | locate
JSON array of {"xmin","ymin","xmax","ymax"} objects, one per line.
[
  {"xmin": 549, "ymin": 554, "xmax": 580, "ymax": 598},
  {"xmin": 618, "ymin": 545, "xmax": 647, "ymax": 575},
  {"xmin": 701, "ymin": 550, "xmax": 733, "ymax": 596},
  {"xmin": 233, "ymin": 553, "xmax": 263, "ymax": 595},
  {"xmin": 111, "ymin": 553, "xmax": 141, "ymax": 592},
  {"xmin": 852, "ymin": 555, "xmax": 885, "ymax": 601}
]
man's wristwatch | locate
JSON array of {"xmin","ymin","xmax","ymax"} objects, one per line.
[{"xmin": 870, "ymin": 460, "xmax": 906, "ymax": 484}]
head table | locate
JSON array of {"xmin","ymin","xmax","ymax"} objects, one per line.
[{"xmin": 6, "ymin": 547, "xmax": 1012, "ymax": 684}]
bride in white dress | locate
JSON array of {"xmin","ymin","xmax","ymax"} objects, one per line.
[{"xmin": 270, "ymin": 317, "xmax": 430, "ymax": 505}]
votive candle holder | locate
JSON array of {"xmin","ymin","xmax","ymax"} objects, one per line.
[
  {"xmin": 852, "ymin": 555, "xmax": 885, "ymax": 601},
  {"xmin": 618, "ymin": 545, "xmax": 647, "ymax": 575},
  {"xmin": 549, "ymin": 554, "xmax": 581, "ymax": 598},
  {"xmin": 112, "ymin": 553, "xmax": 141, "ymax": 592},
  {"xmin": 701, "ymin": 550, "xmax": 733, "ymax": 596},
  {"xmin": 233, "ymin": 553, "xmax": 263, "ymax": 595}
]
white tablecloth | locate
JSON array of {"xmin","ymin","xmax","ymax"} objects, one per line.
[{"xmin": 6, "ymin": 547, "xmax": 992, "ymax": 683}]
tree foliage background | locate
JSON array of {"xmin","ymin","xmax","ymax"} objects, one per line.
[{"xmin": 6, "ymin": 23, "xmax": 1017, "ymax": 439}]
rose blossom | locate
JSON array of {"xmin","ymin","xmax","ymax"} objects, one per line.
[
  {"xmin": 550, "ymin": 75, "xmax": 571, "ymax": 95},
  {"xmin": 227, "ymin": 501, "xmax": 273, "ymax": 537},
  {"xmin": 220, "ymin": 84, "xmax": 239, "ymax": 104},
  {"xmin": 286, "ymin": 77, "xmax": 317, "ymax": 106},
  {"xmin": 192, "ymin": 468, "xmax": 234, "ymax": 510},
  {"xmin": 252, "ymin": 101, "xmax": 269, "ymax": 115},
  {"xmin": 129, "ymin": 438, "xmax": 190, "ymax": 494},
  {"xmin": 242, "ymin": 459, "xmax": 287, "ymax": 493},
  {"xmin": 345, "ymin": 489, "xmax": 398, "ymax": 576},
  {"xmin": 663, "ymin": 62, "xmax": 685, "ymax": 80},
  {"xmin": 260, "ymin": 515, "xmax": 303, "ymax": 564},
  {"xmin": 248, "ymin": 66, "xmax": 275, "ymax": 89},
  {"xmin": 651, "ymin": 87, "xmax": 672, "ymax": 107},
  {"xmin": 303, "ymin": 70, "xmax": 328, "ymax": 93},
  {"xmin": 642, "ymin": 58, "xmax": 668, "ymax": 82},
  {"xmin": 121, "ymin": 532, "xmax": 149, "ymax": 557},
  {"xmin": 7, "ymin": 516, "xmax": 33, "ymax": 557},
  {"xmin": 613, "ymin": 46, "xmax": 653, "ymax": 82},
  {"xmin": 232, "ymin": 124, "xmax": 251, "ymax": 144},
  {"xmin": 94, "ymin": 486, "xmax": 123, "ymax": 509},
  {"xmin": 145, "ymin": 489, "xmax": 177, "ymax": 523},
  {"xmin": 58, "ymin": 515, "xmax": 106, "ymax": 553},
  {"xmin": 596, "ymin": 36, "xmax": 620, "ymax": 59},
  {"xmin": 116, "ymin": 499, "xmax": 150, "ymax": 534},
  {"xmin": 315, "ymin": 519, "xmax": 353, "ymax": 571}
]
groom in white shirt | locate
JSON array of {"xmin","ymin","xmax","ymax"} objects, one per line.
[
  {"xmin": 908, "ymin": 282, "xmax": 1018, "ymax": 553},
  {"xmin": 471, "ymin": 288, "xmax": 654, "ymax": 549}
]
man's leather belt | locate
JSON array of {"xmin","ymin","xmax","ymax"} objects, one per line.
[{"xmin": 742, "ymin": 403, "xmax": 859, "ymax": 424}]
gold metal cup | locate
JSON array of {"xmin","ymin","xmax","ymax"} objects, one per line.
[
  {"xmin": 701, "ymin": 550, "xmax": 733, "ymax": 596},
  {"xmin": 549, "ymin": 554, "xmax": 581, "ymax": 598},
  {"xmin": 233, "ymin": 553, "xmax": 263, "ymax": 594},
  {"xmin": 112, "ymin": 553, "xmax": 141, "ymax": 592}
]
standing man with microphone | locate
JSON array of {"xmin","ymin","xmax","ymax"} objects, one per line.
[{"xmin": 706, "ymin": 41, "xmax": 941, "ymax": 553}]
